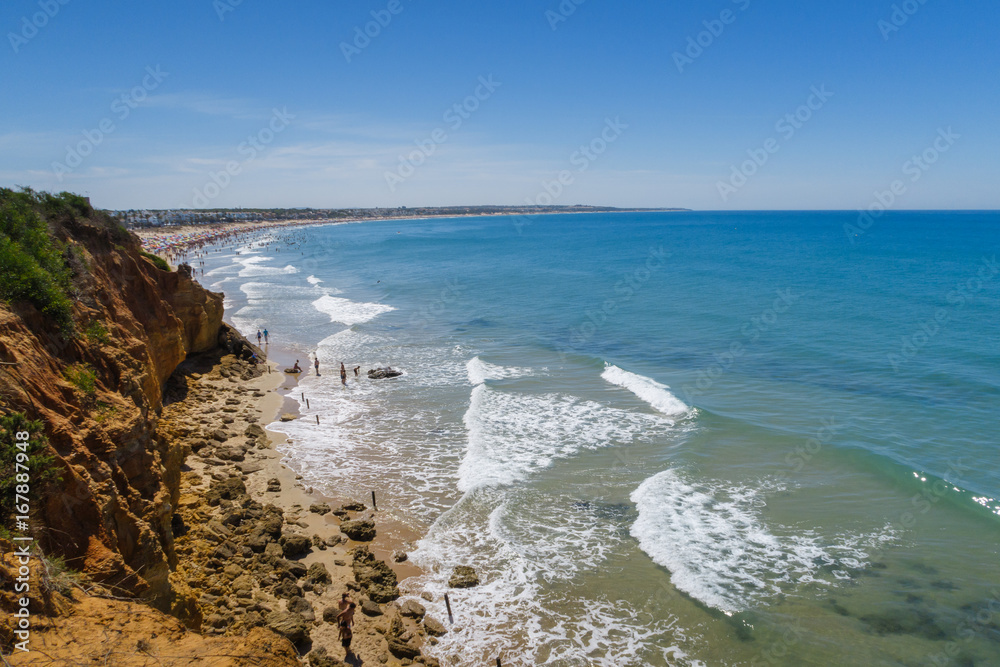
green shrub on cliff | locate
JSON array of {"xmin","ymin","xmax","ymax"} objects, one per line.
[
  {"xmin": 63, "ymin": 363, "xmax": 97, "ymax": 396},
  {"xmin": 0, "ymin": 413, "xmax": 60, "ymax": 531},
  {"xmin": 140, "ymin": 250, "xmax": 170, "ymax": 271},
  {"xmin": 0, "ymin": 188, "xmax": 75, "ymax": 329},
  {"xmin": 83, "ymin": 320, "xmax": 110, "ymax": 344}
]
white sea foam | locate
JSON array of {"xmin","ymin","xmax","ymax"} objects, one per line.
[
  {"xmin": 466, "ymin": 356, "xmax": 533, "ymax": 385},
  {"xmin": 602, "ymin": 364, "xmax": 689, "ymax": 416},
  {"xmin": 235, "ymin": 255, "xmax": 299, "ymax": 277},
  {"xmin": 408, "ymin": 489, "xmax": 702, "ymax": 666},
  {"xmin": 312, "ymin": 295, "xmax": 395, "ymax": 326},
  {"xmin": 630, "ymin": 469, "xmax": 898, "ymax": 614},
  {"xmin": 230, "ymin": 282, "xmax": 330, "ymax": 338},
  {"xmin": 205, "ymin": 264, "xmax": 240, "ymax": 277},
  {"xmin": 458, "ymin": 386, "xmax": 669, "ymax": 492}
]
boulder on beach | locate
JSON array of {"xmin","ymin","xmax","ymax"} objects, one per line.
[
  {"xmin": 340, "ymin": 519, "xmax": 376, "ymax": 541},
  {"xmin": 305, "ymin": 562, "xmax": 331, "ymax": 585},
  {"xmin": 350, "ymin": 545, "xmax": 400, "ymax": 602},
  {"xmin": 265, "ymin": 611, "xmax": 310, "ymax": 645},
  {"xmin": 280, "ymin": 533, "xmax": 311, "ymax": 557},
  {"xmin": 387, "ymin": 637, "xmax": 421, "ymax": 659},
  {"xmin": 399, "ymin": 599, "xmax": 425, "ymax": 620}
]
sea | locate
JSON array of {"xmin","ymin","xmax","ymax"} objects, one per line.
[{"xmin": 192, "ymin": 211, "xmax": 1000, "ymax": 666}]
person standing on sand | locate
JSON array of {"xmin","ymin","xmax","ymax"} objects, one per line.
[
  {"xmin": 340, "ymin": 362, "xmax": 347, "ymax": 386},
  {"xmin": 314, "ymin": 356, "xmax": 320, "ymax": 376},
  {"xmin": 338, "ymin": 601, "xmax": 356, "ymax": 657},
  {"xmin": 263, "ymin": 328, "xmax": 269, "ymax": 344},
  {"xmin": 256, "ymin": 329, "xmax": 262, "ymax": 345},
  {"xmin": 338, "ymin": 617, "xmax": 354, "ymax": 657}
]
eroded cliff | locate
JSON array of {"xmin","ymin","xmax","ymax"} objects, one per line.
[{"xmin": 0, "ymin": 195, "xmax": 222, "ymax": 605}]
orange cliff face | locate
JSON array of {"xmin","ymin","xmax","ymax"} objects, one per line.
[{"xmin": 0, "ymin": 211, "xmax": 223, "ymax": 608}]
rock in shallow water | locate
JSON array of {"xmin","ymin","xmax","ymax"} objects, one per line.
[
  {"xmin": 367, "ymin": 367, "xmax": 403, "ymax": 379},
  {"xmin": 423, "ymin": 616, "xmax": 447, "ymax": 636},
  {"xmin": 448, "ymin": 565, "xmax": 480, "ymax": 588}
]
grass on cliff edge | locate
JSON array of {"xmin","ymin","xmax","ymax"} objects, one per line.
[{"xmin": 0, "ymin": 187, "xmax": 131, "ymax": 333}]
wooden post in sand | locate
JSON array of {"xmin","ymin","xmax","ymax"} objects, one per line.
[
  {"xmin": 306, "ymin": 398, "xmax": 310, "ymax": 409},
  {"xmin": 496, "ymin": 659, "xmax": 502, "ymax": 667},
  {"xmin": 444, "ymin": 593, "xmax": 453, "ymax": 624},
  {"xmin": 371, "ymin": 491, "xmax": 378, "ymax": 511},
  {"xmin": 315, "ymin": 415, "xmax": 320, "ymax": 425},
  {"xmin": 301, "ymin": 392, "xmax": 305, "ymax": 401}
]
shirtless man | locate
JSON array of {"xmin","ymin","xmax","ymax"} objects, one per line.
[{"xmin": 340, "ymin": 362, "xmax": 347, "ymax": 386}]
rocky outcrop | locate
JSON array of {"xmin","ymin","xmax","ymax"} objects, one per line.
[{"xmin": 350, "ymin": 545, "xmax": 400, "ymax": 602}]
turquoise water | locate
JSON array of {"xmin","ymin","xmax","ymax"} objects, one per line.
[{"xmin": 198, "ymin": 211, "xmax": 1000, "ymax": 666}]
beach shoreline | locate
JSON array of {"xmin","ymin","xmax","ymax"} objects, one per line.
[{"xmin": 133, "ymin": 208, "xmax": 683, "ymax": 259}]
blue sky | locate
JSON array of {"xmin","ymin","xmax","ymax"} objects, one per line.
[{"xmin": 1, "ymin": 0, "xmax": 997, "ymax": 210}]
